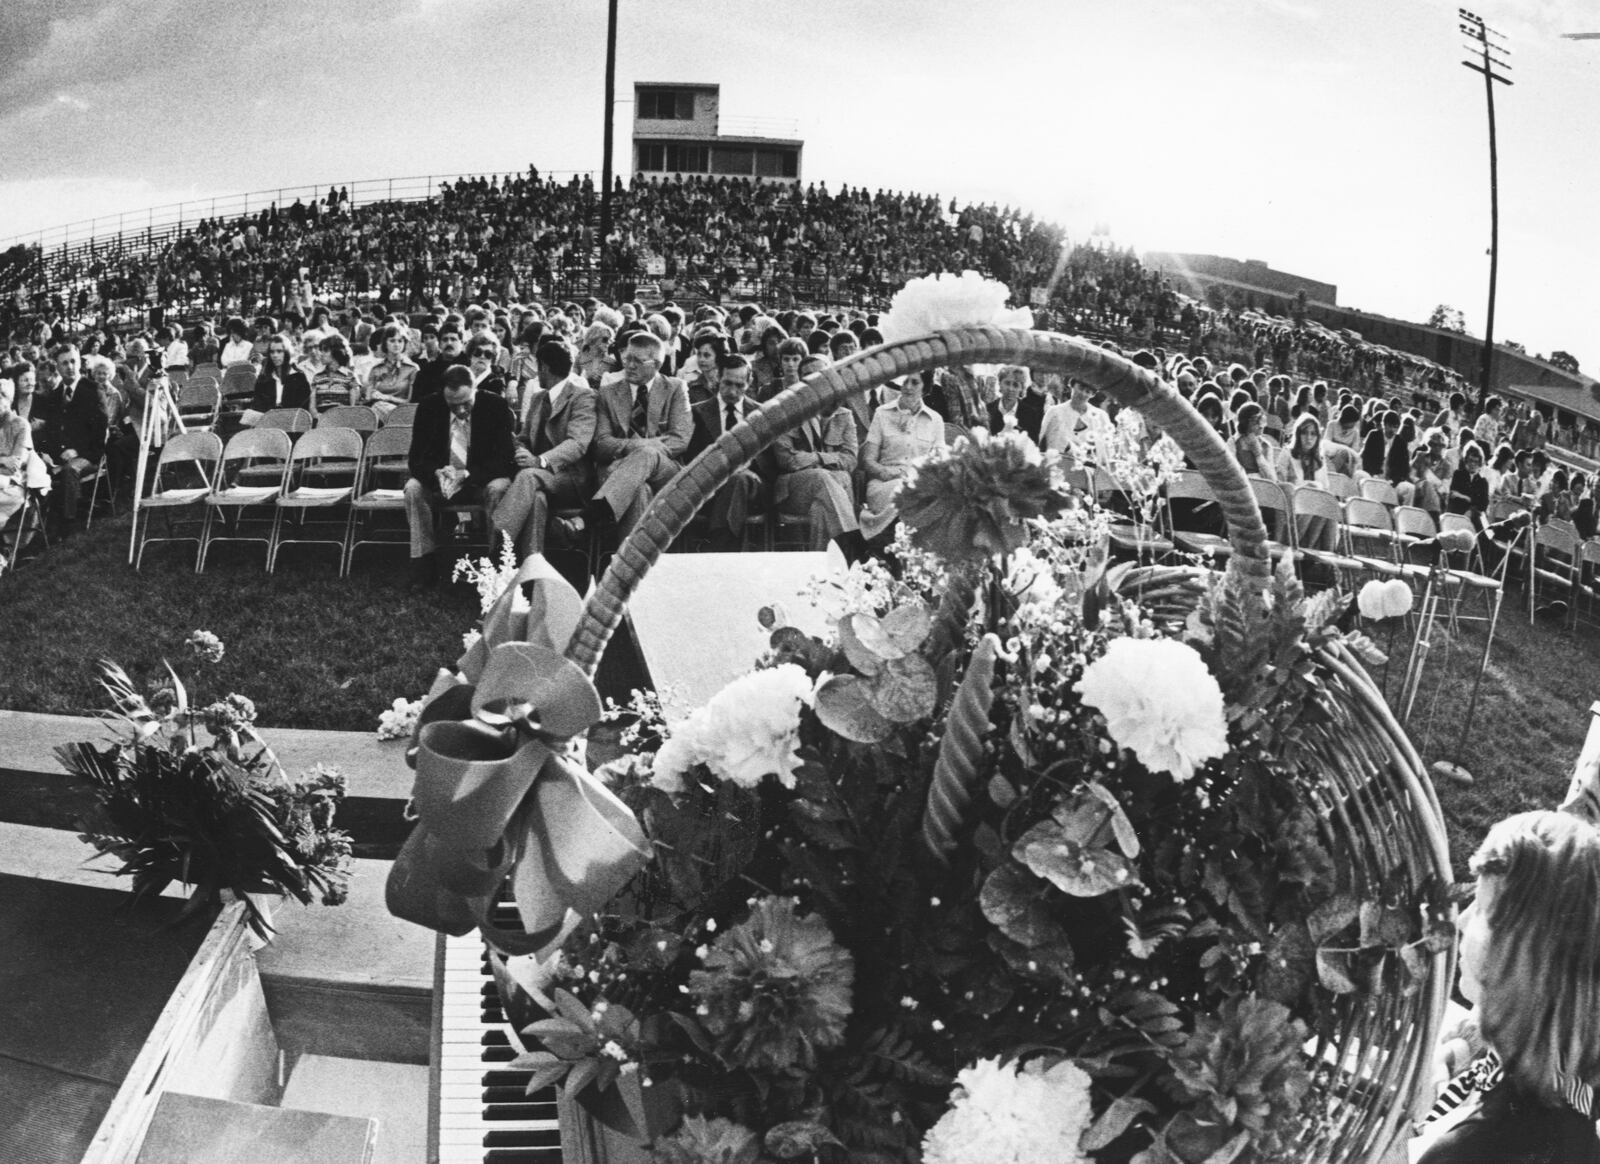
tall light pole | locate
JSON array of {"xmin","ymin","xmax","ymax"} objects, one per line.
[
  {"xmin": 1460, "ymin": 10, "xmax": 1512, "ymax": 411},
  {"xmin": 600, "ymin": 0, "xmax": 619, "ymax": 250}
]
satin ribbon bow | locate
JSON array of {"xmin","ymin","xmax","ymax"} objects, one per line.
[{"xmin": 386, "ymin": 555, "xmax": 650, "ymax": 955}]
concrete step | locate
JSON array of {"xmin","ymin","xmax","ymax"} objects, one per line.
[{"xmin": 281, "ymin": 1055, "xmax": 428, "ymax": 1164}]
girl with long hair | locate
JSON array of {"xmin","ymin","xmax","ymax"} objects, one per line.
[{"xmin": 1418, "ymin": 810, "xmax": 1600, "ymax": 1163}]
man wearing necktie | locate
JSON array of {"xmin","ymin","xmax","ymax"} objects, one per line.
[
  {"xmin": 686, "ymin": 353, "xmax": 769, "ymax": 547},
  {"xmin": 493, "ymin": 339, "xmax": 596, "ymax": 559},
  {"xmin": 773, "ymin": 353, "xmax": 865, "ymax": 557},
  {"xmin": 403, "ymin": 365, "xmax": 517, "ymax": 589},
  {"xmin": 588, "ymin": 332, "xmax": 692, "ymax": 538}
]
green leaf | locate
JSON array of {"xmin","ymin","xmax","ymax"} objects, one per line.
[
  {"xmin": 764, "ymin": 1120, "xmax": 846, "ymax": 1159},
  {"xmin": 1308, "ymin": 892, "xmax": 1359, "ymax": 944},
  {"xmin": 838, "ymin": 616, "xmax": 887, "ymax": 675},
  {"xmin": 1316, "ymin": 948, "xmax": 1358, "ymax": 994},
  {"xmin": 1085, "ymin": 781, "xmax": 1141, "ymax": 858},
  {"xmin": 814, "ymin": 675, "xmax": 892, "ymax": 743},
  {"xmin": 1081, "ymin": 1095, "xmax": 1156, "ymax": 1151},
  {"xmin": 1359, "ymin": 901, "xmax": 1415, "ymax": 948},
  {"xmin": 1202, "ymin": 1129, "xmax": 1252, "ymax": 1164},
  {"xmin": 979, "ymin": 862, "xmax": 1074, "ymax": 956},
  {"xmin": 988, "ymin": 774, "xmax": 1018, "ymax": 808},
  {"xmin": 867, "ymin": 654, "xmax": 937, "ymax": 723}
]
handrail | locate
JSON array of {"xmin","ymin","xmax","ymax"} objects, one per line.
[{"xmin": 0, "ymin": 168, "xmax": 595, "ymax": 252}]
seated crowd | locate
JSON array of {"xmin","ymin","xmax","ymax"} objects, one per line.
[{"xmin": 0, "ymin": 284, "xmax": 1587, "ymax": 592}]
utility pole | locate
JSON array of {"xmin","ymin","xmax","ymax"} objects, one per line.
[
  {"xmin": 600, "ymin": 0, "xmax": 619, "ymax": 248},
  {"xmin": 1459, "ymin": 10, "xmax": 1512, "ymax": 412}
]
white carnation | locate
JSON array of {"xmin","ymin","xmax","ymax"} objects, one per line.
[
  {"xmin": 879, "ymin": 270, "xmax": 1034, "ymax": 344},
  {"xmin": 1074, "ymin": 637, "xmax": 1228, "ymax": 782},
  {"xmin": 376, "ymin": 696, "xmax": 423, "ymax": 742},
  {"xmin": 649, "ymin": 664, "xmax": 814, "ymax": 792},
  {"xmin": 922, "ymin": 1056, "xmax": 1095, "ymax": 1164}
]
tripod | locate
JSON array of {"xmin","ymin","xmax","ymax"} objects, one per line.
[{"xmin": 125, "ymin": 372, "xmax": 188, "ymax": 565}]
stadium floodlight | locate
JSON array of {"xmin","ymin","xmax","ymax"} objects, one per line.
[{"xmin": 1459, "ymin": 11, "xmax": 1511, "ymax": 411}]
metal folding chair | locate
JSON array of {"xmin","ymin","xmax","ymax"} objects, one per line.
[
  {"xmin": 176, "ymin": 378, "xmax": 221, "ymax": 430},
  {"xmin": 268, "ymin": 427, "xmax": 363, "ymax": 572},
  {"xmin": 317, "ymin": 405, "xmax": 380, "ymax": 434},
  {"xmin": 133, "ymin": 431, "xmax": 223, "ymax": 570},
  {"xmin": 197, "ymin": 428, "xmax": 292, "ymax": 572},
  {"xmin": 1528, "ymin": 520, "xmax": 1581, "ymax": 625},
  {"xmin": 1165, "ymin": 469, "xmax": 1232, "ymax": 560},
  {"xmin": 381, "ymin": 402, "xmax": 418, "ymax": 428},
  {"xmin": 342, "ymin": 425, "xmax": 413, "ymax": 576},
  {"xmin": 1359, "ymin": 478, "xmax": 1401, "ymax": 508}
]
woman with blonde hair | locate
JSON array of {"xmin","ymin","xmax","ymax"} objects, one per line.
[
  {"xmin": 1417, "ymin": 810, "xmax": 1600, "ymax": 1162},
  {"xmin": 576, "ymin": 322, "xmax": 615, "ymax": 389}
]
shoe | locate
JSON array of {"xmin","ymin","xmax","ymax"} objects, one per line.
[
  {"xmin": 584, "ymin": 498, "xmax": 614, "ymax": 530},
  {"xmin": 407, "ymin": 553, "xmax": 439, "ymax": 592},
  {"xmin": 830, "ymin": 529, "xmax": 869, "ymax": 567}
]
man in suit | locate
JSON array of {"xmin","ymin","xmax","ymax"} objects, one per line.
[
  {"xmin": 985, "ymin": 364, "xmax": 1045, "ymax": 445},
  {"xmin": 494, "ymin": 339, "xmax": 596, "ymax": 559},
  {"xmin": 686, "ymin": 353, "xmax": 768, "ymax": 546},
  {"xmin": 773, "ymin": 354, "xmax": 863, "ymax": 554},
  {"xmin": 404, "ymin": 364, "xmax": 517, "ymax": 589},
  {"xmin": 587, "ymin": 332, "xmax": 691, "ymax": 537},
  {"xmin": 53, "ymin": 345, "xmax": 108, "ymax": 532}
]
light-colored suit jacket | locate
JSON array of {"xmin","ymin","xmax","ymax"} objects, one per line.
[
  {"xmin": 593, "ymin": 371, "xmax": 692, "ymax": 464},
  {"xmin": 520, "ymin": 375, "xmax": 596, "ymax": 475}
]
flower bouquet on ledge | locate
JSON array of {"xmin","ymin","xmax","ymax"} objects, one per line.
[
  {"xmin": 489, "ymin": 426, "xmax": 1452, "ymax": 1164},
  {"xmin": 394, "ymin": 316, "xmax": 1452, "ymax": 1163},
  {"xmin": 57, "ymin": 630, "xmax": 354, "ymax": 940}
]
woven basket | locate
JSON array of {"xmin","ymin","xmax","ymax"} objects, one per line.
[{"xmin": 562, "ymin": 327, "xmax": 1454, "ymax": 1164}]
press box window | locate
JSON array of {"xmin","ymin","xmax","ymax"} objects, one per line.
[{"xmin": 637, "ymin": 89, "xmax": 694, "ymax": 120}]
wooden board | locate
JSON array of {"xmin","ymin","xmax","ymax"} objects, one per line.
[{"xmin": 625, "ymin": 552, "xmax": 830, "ymax": 710}]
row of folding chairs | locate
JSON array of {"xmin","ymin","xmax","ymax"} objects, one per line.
[
  {"xmin": 1086, "ymin": 467, "xmax": 1512, "ymax": 626},
  {"xmin": 133, "ymin": 424, "xmax": 425, "ymax": 575}
]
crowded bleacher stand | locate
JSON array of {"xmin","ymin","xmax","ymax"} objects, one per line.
[{"xmin": 0, "ymin": 171, "xmax": 1593, "ymax": 611}]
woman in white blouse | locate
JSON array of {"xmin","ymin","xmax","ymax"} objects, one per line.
[{"xmin": 859, "ymin": 371, "xmax": 945, "ymax": 543}]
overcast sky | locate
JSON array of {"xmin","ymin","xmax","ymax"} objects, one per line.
[{"xmin": 0, "ymin": 0, "xmax": 1595, "ymax": 365}]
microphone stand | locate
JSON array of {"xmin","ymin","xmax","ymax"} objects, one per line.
[{"xmin": 1431, "ymin": 513, "xmax": 1526, "ymax": 786}]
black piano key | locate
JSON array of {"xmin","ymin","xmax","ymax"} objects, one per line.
[
  {"xmin": 482, "ymin": 1030, "xmax": 511, "ymax": 1047},
  {"xmin": 483, "ymin": 1151, "xmax": 562, "ymax": 1163},
  {"xmin": 481, "ymin": 1069, "xmax": 532, "ymax": 1087},
  {"xmin": 484, "ymin": 1128, "xmax": 563, "ymax": 1148},
  {"xmin": 483, "ymin": 1103, "xmax": 557, "ymax": 1121},
  {"xmin": 482, "ymin": 1045, "xmax": 517, "ymax": 1062},
  {"xmin": 482, "ymin": 1085, "xmax": 534, "ymax": 1103}
]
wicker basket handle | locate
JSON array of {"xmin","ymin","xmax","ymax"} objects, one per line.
[{"xmin": 565, "ymin": 327, "xmax": 1270, "ymax": 677}]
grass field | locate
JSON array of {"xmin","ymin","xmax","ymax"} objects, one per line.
[
  {"xmin": 0, "ymin": 511, "xmax": 483, "ymax": 732},
  {"xmin": 2, "ymin": 513, "xmax": 1594, "ymax": 876}
]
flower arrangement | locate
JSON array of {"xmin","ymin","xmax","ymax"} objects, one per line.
[
  {"xmin": 494, "ymin": 435, "xmax": 1450, "ymax": 1162},
  {"xmin": 59, "ymin": 631, "xmax": 354, "ymax": 939},
  {"xmin": 878, "ymin": 271, "xmax": 1034, "ymax": 345}
]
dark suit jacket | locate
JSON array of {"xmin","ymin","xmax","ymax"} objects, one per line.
[
  {"xmin": 412, "ymin": 354, "xmax": 464, "ymax": 402},
  {"xmin": 986, "ymin": 395, "xmax": 1045, "ymax": 444},
  {"xmin": 688, "ymin": 395, "xmax": 773, "ymax": 479},
  {"xmin": 592, "ymin": 372, "xmax": 692, "ymax": 465},
  {"xmin": 688, "ymin": 395, "xmax": 757, "ymax": 460},
  {"xmin": 62, "ymin": 376, "xmax": 109, "ymax": 463},
  {"xmin": 408, "ymin": 390, "xmax": 518, "ymax": 488},
  {"xmin": 249, "ymin": 368, "xmax": 311, "ymax": 413},
  {"xmin": 521, "ymin": 377, "xmax": 597, "ymax": 477}
]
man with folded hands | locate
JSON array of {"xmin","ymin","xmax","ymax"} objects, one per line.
[
  {"xmin": 686, "ymin": 353, "xmax": 768, "ymax": 548},
  {"xmin": 404, "ymin": 364, "xmax": 517, "ymax": 590},
  {"xmin": 493, "ymin": 340, "xmax": 596, "ymax": 560},
  {"xmin": 586, "ymin": 331, "xmax": 691, "ymax": 537},
  {"xmin": 773, "ymin": 353, "xmax": 864, "ymax": 557}
]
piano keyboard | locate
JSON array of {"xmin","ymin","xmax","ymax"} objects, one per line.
[{"xmin": 434, "ymin": 902, "xmax": 566, "ymax": 1164}]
